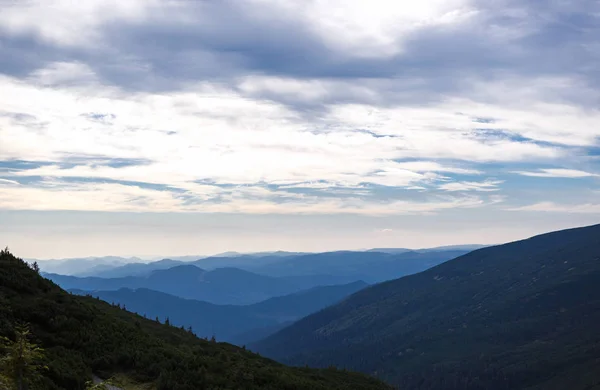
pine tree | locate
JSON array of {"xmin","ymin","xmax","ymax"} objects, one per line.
[{"xmin": 0, "ymin": 324, "xmax": 46, "ymax": 390}]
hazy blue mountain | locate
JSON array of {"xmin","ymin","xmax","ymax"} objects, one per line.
[
  {"xmin": 414, "ymin": 244, "xmax": 488, "ymax": 252},
  {"xmin": 366, "ymin": 245, "xmax": 486, "ymax": 254},
  {"xmin": 46, "ymin": 265, "xmax": 351, "ymax": 304},
  {"xmin": 191, "ymin": 253, "xmax": 305, "ymax": 270},
  {"xmin": 150, "ymin": 255, "xmax": 204, "ymax": 262},
  {"xmin": 210, "ymin": 251, "xmax": 307, "ymax": 258},
  {"xmin": 70, "ymin": 281, "xmax": 368, "ymax": 343},
  {"xmin": 87, "ymin": 258, "xmax": 186, "ymax": 278},
  {"xmin": 277, "ymin": 274, "xmax": 360, "ymax": 290},
  {"xmin": 365, "ymin": 248, "xmax": 412, "ymax": 254},
  {"xmin": 253, "ymin": 224, "xmax": 600, "ymax": 389},
  {"xmin": 36, "ymin": 256, "xmax": 141, "ymax": 275},
  {"xmin": 36, "ymin": 248, "xmax": 472, "ymax": 280},
  {"xmin": 243, "ymin": 250, "xmax": 470, "ymax": 283}
]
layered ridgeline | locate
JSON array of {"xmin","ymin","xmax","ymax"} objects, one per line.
[
  {"xmin": 44, "ymin": 249, "xmax": 469, "ymax": 307},
  {"xmin": 206, "ymin": 249, "xmax": 472, "ymax": 283},
  {"xmin": 0, "ymin": 249, "xmax": 391, "ymax": 390},
  {"xmin": 69, "ymin": 281, "xmax": 369, "ymax": 344},
  {"xmin": 44, "ymin": 266, "xmax": 357, "ymax": 305},
  {"xmin": 44, "ymin": 266, "xmax": 298, "ymax": 305},
  {"xmin": 254, "ymin": 224, "xmax": 600, "ymax": 390}
]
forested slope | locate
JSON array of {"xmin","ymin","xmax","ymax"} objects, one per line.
[
  {"xmin": 0, "ymin": 249, "xmax": 390, "ymax": 390},
  {"xmin": 254, "ymin": 224, "xmax": 600, "ymax": 390}
]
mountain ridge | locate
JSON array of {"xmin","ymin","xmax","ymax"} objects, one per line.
[
  {"xmin": 69, "ymin": 280, "xmax": 369, "ymax": 344},
  {"xmin": 44, "ymin": 265, "xmax": 311, "ymax": 305},
  {"xmin": 253, "ymin": 223, "xmax": 600, "ymax": 389}
]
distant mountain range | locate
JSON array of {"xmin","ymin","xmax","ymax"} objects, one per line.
[
  {"xmin": 69, "ymin": 281, "xmax": 368, "ymax": 344},
  {"xmin": 35, "ymin": 246, "xmax": 481, "ymax": 278},
  {"xmin": 47, "ymin": 265, "xmax": 324, "ymax": 305},
  {"xmin": 253, "ymin": 224, "xmax": 600, "ymax": 389},
  {"xmin": 45, "ymin": 249, "xmax": 470, "ymax": 304},
  {"xmin": 239, "ymin": 250, "xmax": 472, "ymax": 283},
  {"xmin": 86, "ymin": 258, "xmax": 187, "ymax": 278},
  {"xmin": 35, "ymin": 256, "xmax": 143, "ymax": 276},
  {"xmin": 367, "ymin": 244, "xmax": 488, "ymax": 254}
]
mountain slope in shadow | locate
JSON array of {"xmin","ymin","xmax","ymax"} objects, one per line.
[
  {"xmin": 70, "ymin": 280, "xmax": 369, "ymax": 343},
  {"xmin": 254, "ymin": 224, "xmax": 600, "ymax": 390}
]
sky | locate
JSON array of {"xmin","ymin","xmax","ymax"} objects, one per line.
[{"xmin": 1, "ymin": 0, "xmax": 599, "ymax": 259}]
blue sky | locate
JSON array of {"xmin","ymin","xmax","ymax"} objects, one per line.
[{"xmin": 0, "ymin": 0, "xmax": 599, "ymax": 258}]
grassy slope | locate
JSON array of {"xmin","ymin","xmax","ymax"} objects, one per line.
[{"xmin": 0, "ymin": 250, "xmax": 390, "ymax": 390}]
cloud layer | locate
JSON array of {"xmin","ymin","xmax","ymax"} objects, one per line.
[{"xmin": 1, "ymin": 0, "xmax": 599, "ymax": 216}]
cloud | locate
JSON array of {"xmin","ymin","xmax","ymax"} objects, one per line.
[
  {"xmin": 439, "ymin": 180, "xmax": 503, "ymax": 192},
  {"xmin": 0, "ymin": 0, "xmax": 598, "ymax": 216},
  {"xmin": 391, "ymin": 161, "xmax": 481, "ymax": 175},
  {"xmin": 507, "ymin": 202, "xmax": 600, "ymax": 213},
  {"xmin": 0, "ymin": 0, "xmax": 153, "ymax": 47},
  {"xmin": 512, "ymin": 168, "xmax": 599, "ymax": 178},
  {"xmin": 0, "ymin": 178, "xmax": 498, "ymax": 215}
]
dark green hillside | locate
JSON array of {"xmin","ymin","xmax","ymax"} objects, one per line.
[
  {"xmin": 0, "ymin": 249, "xmax": 390, "ymax": 390},
  {"xmin": 254, "ymin": 224, "xmax": 600, "ymax": 390}
]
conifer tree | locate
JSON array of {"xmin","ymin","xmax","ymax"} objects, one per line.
[{"xmin": 0, "ymin": 324, "xmax": 46, "ymax": 390}]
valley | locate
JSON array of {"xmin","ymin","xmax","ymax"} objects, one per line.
[{"xmin": 3, "ymin": 224, "xmax": 600, "ymax": 389}]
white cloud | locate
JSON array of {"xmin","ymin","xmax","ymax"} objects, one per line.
[
  {"xmin": 237, "ymin": 76, "xmax": 381, "ymax": 106},
  {"xmin": 507, "ymin": 202, "xmax": 600, "ymax": 213},
  {"xmin": 0, "ymin": 63, "xmax": 596, "ymax": 214},
  {"xmin": 0, "ymin": 179, "xmax": 493, "ymax": 215},
  {"xmin": 0, "ymin": 71, "xmax": 503, "ymax": 195},
  {"xmin": 0, "ymin": 0, "xmax": 155, "ymax": 46},
  {"xmin": 28, "ymin": 62, "xmax": 97, "ymax": 86},
  {"xmin": 439, "ymin": 179, "xmax": 503, "ymax": 192},
  {"xmin": 512, "ymin": 168, "xmax": 599, "ymax": 178},
  {"xmin": 392, "ymin": 161, "xmax": 481, "ymax": 175},
  {"xmin": 0, "ymin": 0, "xmax": 476, "ymax": 58},
  {"xmin": 1, "ymin": 1, "xmax": 598, "ymax": 217},
  {"xmin": 267, "ymin": 0, "xmax": 476, "ymax": 57}
]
